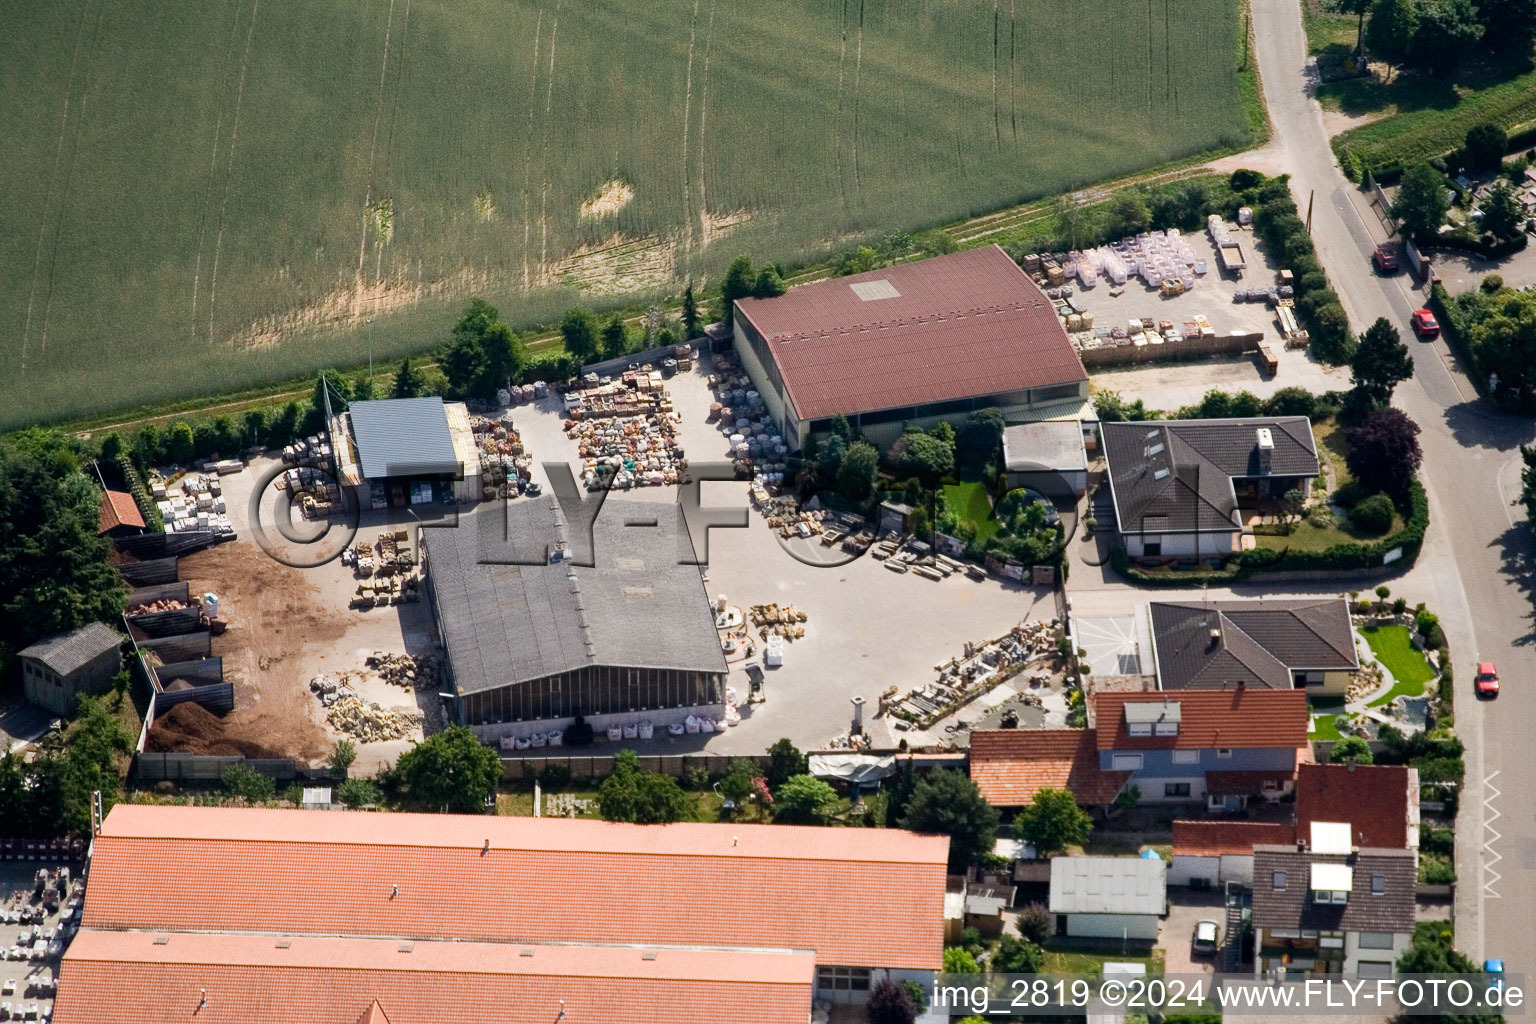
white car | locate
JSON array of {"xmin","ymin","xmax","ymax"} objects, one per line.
[
  {"xmin": 1, "ymin": 981, "xmax": 13, "ymax": 995},
  {"xmin": 1192, "ymin": 919, "xmax": 1221, "ymax": 956}
]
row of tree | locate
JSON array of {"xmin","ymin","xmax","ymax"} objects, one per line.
[{"xmin": 1342, "ymin": 0, "xmax": 1534, "ymax": 74}]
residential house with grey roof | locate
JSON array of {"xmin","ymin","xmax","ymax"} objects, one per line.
[
  {"xmin": 19, "ymin": 622, "xmax": 123, "ymax": 716},
  {"xmin": 1102, "ymin": 417, "xmax": 1319, "ymax": 561},
  {"xmin": 1149, "ymin": 598, "xmax": 1358, "ymax": 697},
  {"xmin": 1251, "ymin": 842, "xmax": 1417, "ymax": 977},
  {"xmin": 424, "ymin": 497, "xmax": 727, "ymax": 746}
]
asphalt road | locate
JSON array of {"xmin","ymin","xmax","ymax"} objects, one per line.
[{"xmin": 1248, "ymin": 0, "xmax": 1536, "ymax": 969}]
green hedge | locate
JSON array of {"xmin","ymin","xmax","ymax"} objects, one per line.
[
  {"xmin": 1428, "ymin": 282, "xmax": 1481, "ymax": 393},
  {"xmin": 1112, "ymin": 480, "xmax": 1429, "ymax": 583}
]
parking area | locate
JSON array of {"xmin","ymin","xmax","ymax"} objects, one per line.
[
  {"xmin": 0, "ymin": 860, "xmax": 83, "ymax": 1024},
  {"xmin": 1071, "ymin": 226, "xmax": 1351, "ymax": 409},
  {"xmin": 1159, "ymin": 887, "xmax": 1226, "ymax": 977},
  {"xmin": 1075, "ymin": 612, "xmax": 1152, "ymax": 677}
]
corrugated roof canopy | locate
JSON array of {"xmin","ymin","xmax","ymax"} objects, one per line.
[{"xmin": 348, "ymin": 397, "xmax": 458, "ymax": 479}]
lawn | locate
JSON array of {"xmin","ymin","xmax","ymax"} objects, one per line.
[
  {"xmin": 943, "ymin": 480, "xmax": 1000, "ymax": 543},
  {"xmin": 1308, "ymin": 696, "xmax": 1347, "ymax": 740},
  {"xmin": 1, "ymin": 0, "xmax": 1254, "ymax": 431},
  {"xmin": 1362, "ymin": 624, "xmax": 1435, "ymax": 706},
  {"xmin": 1042, "ymin": 945, "xmax": 1165, "ymax": 975}
]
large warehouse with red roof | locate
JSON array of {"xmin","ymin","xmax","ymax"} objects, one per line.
[
  {"xmin": 731, "ymin": 245, "xmax": 1089, "ymax": 448},
  {"xmin": 54, "ymin": 804, "xmax": 949, "ymax": 1024}
]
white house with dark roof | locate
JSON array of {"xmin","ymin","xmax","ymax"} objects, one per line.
[
  {"xmin": 1102, "ymin": 417, "xmax": 1319, "ymax": 561},
  {"xmin": 1148, "ymin": 598, "xmax": 1358, "ymax": 697}
]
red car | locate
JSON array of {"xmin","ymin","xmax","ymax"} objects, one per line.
[
  {"xmin": 1373, "ymin": 246, "xmax": 1400, "ymax": 273},
  {"xmin": 1475, "ymin": 662, "xmax": 1500, "ymax": 699},
  {"xmin": 1412, "ymin": 309, "xmax": 1440, "ymax": 338}
]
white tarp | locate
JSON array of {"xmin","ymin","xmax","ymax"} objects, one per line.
[{"xmin": 808, "ymin": 753, "xmax": 896, "ymax": 784}]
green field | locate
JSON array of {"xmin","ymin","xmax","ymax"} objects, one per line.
[{"xmin": 2, "ymin": 0, "xmax": 1252, "ymax": 430}]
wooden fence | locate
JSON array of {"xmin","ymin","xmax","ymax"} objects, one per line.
[{"xmin": 118, "ymin": 556, "xmax": 180, "ymax": 586}]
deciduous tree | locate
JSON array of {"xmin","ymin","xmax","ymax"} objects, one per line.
[
  {"xmin": 682, "ymin": 284, "xmax": 701, "ymax": 337},
  {"xmin": 1479, "ymin": 181, "xmax": 1524, "ymax": 244},
  {"xmin": 898, "ymin": 769, "xmax": 999, "ymax": 871},
  {"xmin": 720, "ymin": 255, "xmax": 756, "ymax": 327},
  {"xmin": 1465, "ymin": 123, "xmax": 1510, "ymax": 174},
  {"xmin": 1391, "ymin": 164, "xmax": 1449, "ymax": 242},
  {"xmin": 1013, "ymin": 786, "xmax": 1092, "ymax": 856},
  {"xmin": 772, "ymin": 775, "xmax": 840, "ymax": 824},
  {"xmin": 560, "ymin": 307, "xmax": 600, "ymax": 364},
  {"xmin": 393, "ymin": 725, "xmax": 501, "ymax": 813},
  {"xmin": 1346, "ymin": 408, "xmax": 1423, "ymax": 500},
  {"xmin": 836, "ymin": 441, "xmax": 880, "ymax": 502}
]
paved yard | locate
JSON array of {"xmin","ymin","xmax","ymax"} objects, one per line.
[
  {"xmin": 1072, "ymin": 225, "xmax": 1351, "ymax": 411},
  {"xmin": 1159, "ymin": 887, "xmax": 1225, "ymax": 977}
]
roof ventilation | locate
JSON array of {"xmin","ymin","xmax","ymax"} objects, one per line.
[
  {"xmin": 152, "ymin": 935, "xmax": 170, "ymax": 946},
  {"xmin": 641, "ymin": 951, "xmax": 659, "ymax": 961},
  {"xmin": 1256, "ymin": 427, "xmax": 1274, "ymax": 474},
  {"xmin": 520, "ymin": 948, "xmax": 535, "ymax": 957},
  {"xmin": 275, "ymin": 938, "xmax": 292, "ymax": 949},
  {"xmin": 397, "ymin": 942, "xmax": 413, "ymax": 953}
]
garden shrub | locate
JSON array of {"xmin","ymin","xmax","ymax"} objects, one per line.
[{"xmin": 1350, "ymin": 493, "xmax": 1395, "ymax": 534}]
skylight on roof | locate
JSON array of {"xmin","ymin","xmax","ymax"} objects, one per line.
[
  {"xmin": 1153, "ymin": 468, "xmax": 1170, "ymax": 480},
  {"xmin": 1148, "ymin": 443, "xmax": 1164, "ymax": 456},
  {"xmin": 1146, "ymin": 428, "xmax": 1160, "ymax": 438},
  {"xmin": 849, "ymin": 280, "xmax": 901, "ymax": 301}
]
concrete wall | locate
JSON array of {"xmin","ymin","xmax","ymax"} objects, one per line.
[
  {"xmin": 1077, "ymin": 331, "xmax": 1264, "ymax": 368},
  {"xmin": 1065, "ymin": 912, "xmax": 1160, "ymax": 941}
]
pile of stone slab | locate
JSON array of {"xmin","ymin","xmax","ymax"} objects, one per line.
[
  {"xmin": 325, "ymin": 694, "xmax": 423, "ymax": 742},
  {"xmin": 365, "ymin": 651, "xmax": 440, "ymax": 690}
]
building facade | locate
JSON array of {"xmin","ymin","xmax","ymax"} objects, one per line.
[
  {"xmin": 1091, "ymin": 690, "xmax": 1310, "ymax": 808},
  {"xmin": 1251, "ymin": 845, "xmax": 1416, "ymax": 976}
]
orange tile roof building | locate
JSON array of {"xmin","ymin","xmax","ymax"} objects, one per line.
[
  {"xmin": 968, "ymin": 728, "xmax": 1131, "ymax": 807},
  {"xmin": 730, "ymin": 245, "xmax": 1089, "ymax": 449},
  {"xmin": 57, "ymin": 805, "xmax": 949, "ymax": 1023},
  {"xmin": 1090, "ymin": 690, "xmax": 1310, "ymax": 810}
]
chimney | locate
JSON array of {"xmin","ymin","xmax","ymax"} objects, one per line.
[
  {"xmin": 1346, "ymin": 757, "xmax": 1357, "ymax": 772},
  {"xmin": 1256, "ymin": 427, "xmax": 1274, "ymax": 474},
  {"xmin": 1236, "ymin": 678, "xmax": 1246, "ymax": 690},
  {"xmin": 1296, "ymin": 838, "xmax": 1306, "ymax": 853},
  {"xmin": 1208, "ymin": 627, "xmax": 1222, "ymax": 649}
]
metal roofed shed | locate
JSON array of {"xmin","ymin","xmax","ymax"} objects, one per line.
[
  {"xmin": 347, "ymin": 397, "xmax": 459, "ymax": 480},
  {"xmin": 1001, "ymin": 421, "xmax": 1089, "ymax": 497},
  {"xmin": 730, "ymin": 245, "xmax": 1089, "ymax": 449},
  {"xmin": 19, "ymin": 622, "xmax": 124, "ymax": 716},
  {"xmin": 1049, "ymin": 855, "xmax": 1167, "ymax": 940}
]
